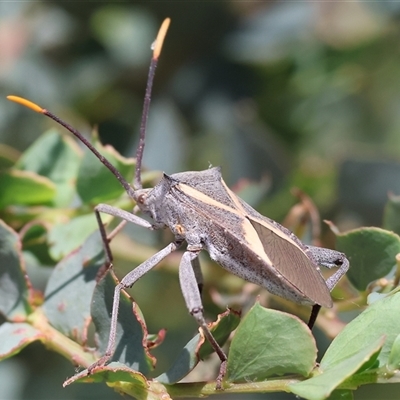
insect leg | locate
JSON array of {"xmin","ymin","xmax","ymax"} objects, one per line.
[
  {"xmin": 306, "ymin": 246, "xmax": 350, "ymax": 329},
  {"xmin": 308, "ymin": 305, "xmax": 321, "ymax": 330},
  {"xmin": 307, "ymin": 246, "xmax": 350, "ymax": 291},
  {"xmin": 94, "ymin": 204, "xmax": 154, "ymax": 276},
  {"xmin": 88, "ymin": 240, "xmax": 182, "ymax": 372},
  {"xmin": 179, "ymin": 250, "xmax": 227, "ymax": 390},
  {"xmin": 191, "ymin": 256, "xmax": 204, "ymax": 295},
  {"xmin": 324, "ymin": 256, "xmax": 350, "ymax": 292}
]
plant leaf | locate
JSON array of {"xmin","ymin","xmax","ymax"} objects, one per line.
[
  {"xmin": 76, "ymin": 135, "xmax": 135, "ymax": 205},
  {"xmin": 336, "ymin": 227, "xmax": 400, "ymax": 291},
  {"xmin": 321, "ymin": 289, "xmax": 400, "ymax": 369},
  {"xmin": 387, "ymin": 333, "xmax": 400, "ymax": 373},
  {"xmin": 0, "ymin": 220, "xmax": 31, "ymax": 319},
  {"xmin": 326, "ymin": 390, "xmax": 354, "ymax": 400},
  {"xmin": 0, "ymin": 170, "xmax": 55, "ymax": 208},
  {"xmin": 48, "ymin": 213, "xmax": 111, "ymax": 260},
  {"xmin": 0, "ymin": 322, "xmax": 45, "ymax": 360},
  {"xmin": 64, "ymin": 362, "xmax": 172, "ymax": 400},
  {"xmin": 289, "ymin": 336, "xmax": 384, "ymax": 400},
  {"xmin": 66, "ymin": 361, "xmax": 148, "ymax": 385},
  {"xmin": 156, "ymin": 308, "xmax": 240, "ymax": 384},
  {"xmin": 383, "ymin": 193, "xmax": 400, "ymax": 236},
  {"xmin": 226, "ymin": 302, "xmax": 317, "ymax": 383},
  {"xmin": 16, "ymin": 129, "xmax": 81, "ymax": 207},
  {"xmin": 91, "ymin": 273, "xmax": 154, "ymax": 374},
  {"xmin": 43, "ymin": 231, "xmax": 105, "ymax": 345},
  {"xmin": 20, "ymin": 223, "xmax": 53, "ymax": 266}
]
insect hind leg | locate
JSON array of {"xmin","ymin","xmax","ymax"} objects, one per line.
[
  {"xmin": 306, "ymin": 246, "xmax": 350, "ymax": 329},
  {"xmin": 307, "ymin": 246, "xmax": 350, "ymax": 291}
]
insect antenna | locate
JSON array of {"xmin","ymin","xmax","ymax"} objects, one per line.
[
  {"xmin": 135, "ymin": 18, "xmax": 170, "ymax": 190},
  {"xmin": 7, "ymin": 17, "xmax": 170, "ymax": 196},
  {"xmin": 7, "ymin": 95, "xmax": 136, "ymax": 196}
]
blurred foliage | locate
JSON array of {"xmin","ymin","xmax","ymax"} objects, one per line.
[
  {"xmin": 1, "ymin": 130, "xmax": 400, "ymax": 399},
  {"xmin": 2, "ymin": 1, "xmax": 400, "ymax": 399}
]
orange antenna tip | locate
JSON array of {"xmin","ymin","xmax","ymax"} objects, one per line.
[
  {"xmin": 152, "ymin": 18, "xmax": 170, "ymax": 60},
  {"xmin": 7, "ymin": 96, "xmax": 44, "ymax": 113}
]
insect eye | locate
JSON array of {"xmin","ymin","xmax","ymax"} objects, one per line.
[{"xmin": 137, "ymin": 193, "xmax": 146, "ymax": 204}]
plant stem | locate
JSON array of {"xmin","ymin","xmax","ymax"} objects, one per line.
[{"xmin": 27, "ymin": 308, "xmax": 96, "ymax": 367}]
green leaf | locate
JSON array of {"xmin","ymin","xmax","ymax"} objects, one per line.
[
  {"xmin": 0, "ymin": 220, "xmax": 31, "ymax": 319},
  {"xmin": 290, "ymin": 336, "xmax": 384, "ymax": 400},
  {"xmin": 226, "ymin": 302, "xmax": 317, "ymax": 383},
  {"xmin": 336, "ymin": 227, "xmax": 400, "ymax": 291},
  {"xmin": 156, "ymin": 309, "xmax": 241, "ymax": 384},
  {"xmin": 64, "ymin": 362, "xmax": 159, "ymax": 400},
  {"xmin": 383, "ymin": 193, "xmax": 400, "ymax": 236},
  {"xmin": 0, "ymin": 143, "xmax": 19, "ymax": 170},
  {"xmin": 48, "ymin": 213, "xmax": 109, "ymax": 260},
  {"xmin": 16, "ymin": 129, "xmax": 81, "ymax": 207},
  {"xmin": 66, "ymin": 361, "xmax": 148, "ymax": 385},
  {"xmin": 91, "ymin": 273, "xmax": 154, "ymax": 374},
  {"xmin": 387, "ymin": 333, "xmax": 400, "ymax": 373},
  {"xmin": 366, "ymin": 292, "xmax": 387, "ymax": 305},
  {"xmin": 76, "ymin": 135, "xmax": 135, "ymax": 205},
  {"xmin": 0, "ymin": 170, "xmax": 56, "ymax": 208},
  {"xmin": 43, "ymin": 231, "xmax": 105, "ymax": 345},
  {"xmin": 0, "ymin": 322, "xmax": 45, "ymax": 360},
  {"xmin": 321, "ymin": 289, "xmax": 400, "ymax": 369},
  {"xmin": 326, "ymin": 390, "xmax": 354, "ymax": 400},
  {"xmin": 20, "ymin": 223, "xmax": 53, "ymax": 266}
]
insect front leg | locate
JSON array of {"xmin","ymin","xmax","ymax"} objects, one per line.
[
  {"xmin": 178, "ymin": 249, "xmax": 227, "ymax": 390},
  {"xmin": 94, "ymin": 204, "xmax": 154, "ymax": 276},
  {"xmin": 306, "ymin": 246, "xmax": 350, "ymax": 329},
  {"xmin": 88, "ymin": 240, "xmax": 182, "ymax": 373}
]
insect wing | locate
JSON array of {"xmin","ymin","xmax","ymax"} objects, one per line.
[
  {"xmin": 173, "ymin": 177, "xmax": 332, "ymax": 307},
  {"xmin": 222, "ymin": 180, "xmax": 333, "ymax": 307},
  {"xmin": 247, "ymin": 217, "xmax": 332, "ymax": 307}
]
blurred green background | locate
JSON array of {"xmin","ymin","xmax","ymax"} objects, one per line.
[{"xmin": 2, "ymin": 1, "xmax": 400, "ymax": 399}]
